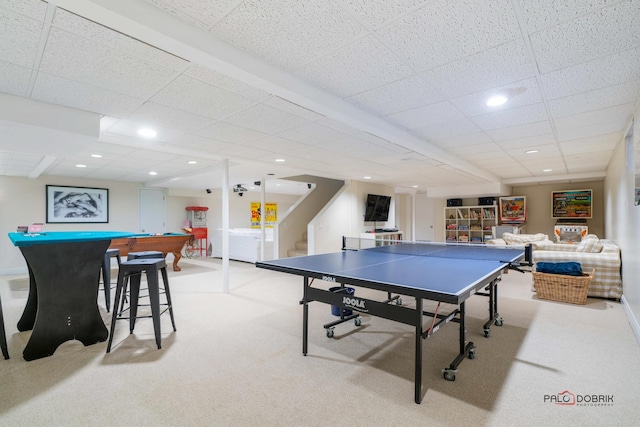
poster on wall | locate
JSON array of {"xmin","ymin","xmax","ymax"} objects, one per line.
[
  {"xmin": 499, "ymin": 196, "xmax": 526, "ymax": 223},
  {"xmin": 46, "ymin": 185, "xmax": 109, "ymax": 223},
  {"xmin": 551, "ymin": 189, "xmax": 592, "ymax": 218},
  {"xmin": 251, "ymin": 202, "xmax": 278, "ymax": 228}
]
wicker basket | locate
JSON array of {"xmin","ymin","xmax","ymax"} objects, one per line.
[{"xmin": 532, "ymin": 269, "xmax": 595, "ymax": 305}]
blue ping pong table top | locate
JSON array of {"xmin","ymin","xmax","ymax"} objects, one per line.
[{"xmin": 256, "ymin": 243, "xmax": 524, "ymax": 301}]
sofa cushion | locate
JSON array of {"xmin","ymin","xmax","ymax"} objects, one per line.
[
  {"xmin": 576, "ymin": 236, "xmax": 603, "ymax": 253},
  {"xmin": 502, "ymin": 232, "xmax": 548, "ymax": 245},
  {"xmin": 536, "ymin": 261, "xmax": 583, "ymax": 276}
]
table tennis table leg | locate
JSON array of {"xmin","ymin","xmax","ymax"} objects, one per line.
[
  {"xmin": 442, "ymin": 301, "xmax": 475, "ymax": 382},
  {"xmin": 415, "ymin": 297, "xmax": 423, "ymax": 404},
  {"xmin": 482, "ymin": 278, "xmax": 503, "ymax": 338},
  {"xmin": 303, "ymin": 277, "xmax": 309, "ymax": 356}
]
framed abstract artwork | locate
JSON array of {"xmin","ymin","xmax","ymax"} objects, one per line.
[{"xmin": 46, "ymin": 185, "xmax": 109, "ymax": 223}]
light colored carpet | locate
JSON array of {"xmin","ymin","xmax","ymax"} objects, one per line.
[{"xmin": 0, "ymin": 258, "xmax": 638, "ymax": 426}]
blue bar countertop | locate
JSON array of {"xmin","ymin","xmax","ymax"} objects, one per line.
[{"xmin": 8, "ymin": 231, "xmax": 134, "ymax": 247}]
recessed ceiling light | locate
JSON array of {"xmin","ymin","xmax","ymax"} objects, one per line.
[
  {"xmin": 149, "ymin": 171, "xmax": 158, "ymax": 176},
  {"xmin": 412, "ymin": 185, "xmax": 419, "ymax": 188},
  {"xmin": 138, "ymin": 127, "xmax": 157, "ymax": 138},
  {"xmin": 363, "ymin": 176, "xmax": 371, "ymax": 180},
  {"xmin": 543, "ymin": 169, "xmax": 552, "ymax": 172},
  {"xmin": 187, "ymin": 160, "xmax": 197, "ymax": 165},
  {"xmin": 91, "ymin": 154, "xmax": 103, "ymax": 158},
  {"xmin": 75, "ymin": 164, "xmax": 87, "ymax": 168},
  {"xmin": 486, "ymin": 95, "xmax": 508, "ymax": 107},
  {"xmin": 525, "ymin": 149, "xmax": 539, "ymax": 154},
  {"xmin": 275, "ymin": 158, "xmax": 285, "ymax": 162}
]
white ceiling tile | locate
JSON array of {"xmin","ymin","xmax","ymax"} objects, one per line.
[
  {"xmin": 450, "ymin": 78, "xmax": 543, "ymax": 117},
  {"xmin": 0, "ymin": 0, "xmax": 47, "ymax": 21},
  {"xmin": 560, "ymin": 133, "xmax": 620, "ymax": 155},
  {"xmin": 40, "ymin": 29, "xmax": 179, "ymax": 99},
  {"xmin": 31, "ymin": 72, "xmax": 144, "ymax": 117},
  {"xmin": 530, "ymin": 1, "xmax": 640, "ymax": 73},
  {"xmin": 150, "ymin": 74, "xmax": 257, "ymax": 119},
  {"xmin": 276, "ymin": 122, "xmax": 347, "ymax": 145},
  {"xmin": 472, "ymin": 103, "xmax": 548, "ymax": 131},
  {"xmin": 224, "ymin": 103, "xmax": 310, "ymax": 134},
  {"xmin": 449, "ymin": 143, "xmax": 503, "ymax": 156},
  {"xmin": 541, "ymin": 46, "xmax": 640, "ymax": 100},
  {"xmin": 520, "ymin": 0, "xmax": 619, "ymax": 31},
  {"xmin": 554, "ymin": 103, "xmax": 634, "ymax": 141},
  {"xmin": 211, "ymin": 0, "xmax": 367, "ymax": 70},
  {"xmin": 240, "ymin": 135, "xmax": 310, "ymax": 153},
  {"xmin": 504, "ymin": 143, "xmax": 562, "ymax": 160},
  {"xmin": 348, "ymin": 74, "xmax": 446, "ymax": 116},
  {"xmin": 316, "ymin": 117, "xmax": 362, "ymax": 135},
  {"xmin": 341, "ymin": 0, "xmax": 437, "ymax": 29},
  {"xmin": 170, "ymin": 134, "xmax": 235, "ymax": 152},
  {"xmin": 196, "ymin": 121, "xmax": 267, "ymax": 143},
  {"xmin": 142, "ymin": 0, "xmax": 238, "ymax": 29},
  {"xmin": 263, "ymin": 96, "xmax": 325, "ymax": 121},
  {"xmin": 0, "ymin": 7, "xmax": 43, "ymax": 68},
  {"xmin": 548, "ymin": 80, "xmax": 640, "ymax": 118},
  {"xmin": 293, "ymin": 35, "xmax": 414, "ymax": 97},
  {"xmin": 376, "ymin": 0, "xmax": 521, "ymax": 70},
  {"xmin": 486, "ymin": 120, "xmax": 554, "ymax": 142},
  {"xmin": 0, "ymin": 60, "xmax": 32, "ymax": 96},
  {"xmin": 495, "ymin": 133, "xmax": 557, "ymax": 150},
  {"xmin": 385, "ymin": 101, "xmax": 465, "ymax": 129},
  {"xmin": 104, "ymin": 120, "xmax": 185, "ymax": 143},
  {"xmin": 564, "ymin": 150, "xmax": 613, "ymax": 171},
  {"xmin": 185, "ymin": 64, "xmax": 271, "ymax": 101},
  {"xmin": 52, "ymin": 9, "xmax": 189, "ymax": 72},
  {"xmin": 422, "ymin": 39, "xmax": 535, "ymax": 99},
  {"xmin": 125, "ymin": 102, "xmax": 214, "ymax": 133}
]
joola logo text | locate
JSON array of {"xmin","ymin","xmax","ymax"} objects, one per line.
[
  {"xmin": 343, "ymin": 296, "xmax": 368, "ymax": 312},
  {"xmin": 322, "ymin": 275, "xmax": 336, "ymax": 282}
]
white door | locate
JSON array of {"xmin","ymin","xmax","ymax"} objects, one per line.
[
  {"xmin": 415, "ymin": 194, "xmax": 435, "ymax": 241},
  {"xmin": 139, "ymin": 188, "xmax": 165, "ymax": 233}
]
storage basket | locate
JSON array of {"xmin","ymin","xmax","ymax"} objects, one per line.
[{"xmin": 532, "ymin": 268, "xmax": 594, "ymax": 305}]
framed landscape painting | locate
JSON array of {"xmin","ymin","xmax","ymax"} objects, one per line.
[{"xmin": 46, "ymin": 185, "xmax": 109, "ymax": 223}]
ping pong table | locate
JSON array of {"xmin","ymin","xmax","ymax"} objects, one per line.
[{"xmin": 255, "ymin": 239, "xmax": 524, "ymax": 404}]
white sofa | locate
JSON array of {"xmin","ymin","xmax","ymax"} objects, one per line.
[
  {"xmin": 211, "ymin": 228, "xmax": 274, "ymax": 263},
  {"xmin": 532, "ymin": 235, "xmax": 622, "ymax": 300}
]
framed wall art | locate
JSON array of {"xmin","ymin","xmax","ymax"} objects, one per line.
[{"xmin": 46, "ymin": 185, "xmax": 109, "ymax": 223}]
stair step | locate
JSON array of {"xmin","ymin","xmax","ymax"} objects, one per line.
[
  {"xmin": 287, "ymin": 249, "xmax": 307, "ymax": 258},
  {"xmin": 295, "ymin": 240, "xmax": 308, "ymax": 250}
]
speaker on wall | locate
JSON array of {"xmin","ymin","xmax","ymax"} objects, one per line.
[
  {"xmin": 447, "ymin": 198, "xmax": 462, "ymax": 207},
  {"xmin": 478, "ymin": 197, "xmax": 496, "ymax": 206}
]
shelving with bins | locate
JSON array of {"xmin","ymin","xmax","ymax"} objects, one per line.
[
  {"xmin": 444, "ymin": 206, "xmax": 497, "ymax": 243},
  {"xmin": 359, "ymin": 231, "xmax": 403, "ymax": 247}
]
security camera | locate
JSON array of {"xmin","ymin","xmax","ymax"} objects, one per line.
[
  {"xmin": 238, "ymin": 192, "xmax": 244, "ymax": 197},
  {"xmin": 254, "ymin": 181, "xmax": 261, "ymax": 186},
  {"xmin": 307, "ymin": 183, "xmax": 312, "ymax": 189},
  {"xmin": 206, "ymin": 188, "xmax": 212, "ymax": 194},
  {"xmin": 233, "ymin": 184, "xmax": 248, "ymax": 193}
]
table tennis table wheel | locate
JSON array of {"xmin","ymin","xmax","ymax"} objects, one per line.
[
  {"xmin": 443, "ymin": 369, "xmax": 456, "ymax": 381},
  {"xmin": 396, "ymin": 297, "xmax": 402, "ymax": 306},
  {"xmin": 494, "ymin": 317, "xmax": 503, "ymax": 327},
  {"xmin": 354, "ymin": 317, "xmax": 361, "ymax": 327},
  {"xmin": 326, "ymin": 328, "xmax": 335, "ymax": 338},
  {"xmin": 468, "ymin": 348, "xmax": 475, "ymax": 359},
  {"xmin": 484, "ymin": 329, "xmax": 490, "ymax": 338}
]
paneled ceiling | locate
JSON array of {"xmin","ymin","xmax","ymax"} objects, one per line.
[{"xmin": 0, "ymin": 0, "xmax": 638, "ymax": 195}]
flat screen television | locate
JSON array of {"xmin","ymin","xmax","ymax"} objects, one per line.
[
  {"xmin": 364, "ymin": 194, "xmax": 391, "ymax": 222},
  {"xmin": 552, "ymin": 189, "xmax": 592, "ymax": 219}
]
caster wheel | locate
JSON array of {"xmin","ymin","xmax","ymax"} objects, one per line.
[
  {"xmin": 484, "ymin": 329, "xmax": 490, "ymax": 338},
  {"xmin": 396, "ymin": 298, "xmax": 402, "ymax": 306},
  {"xmin": 326, "ymin": 329, "xmax": 334, "ymax": 338},
  {"xmin": 443, "ymin": 371, "xmax": 456, "ymax": 381},
  {"xmin": 354, "ymin": 318, "xmax": 362, "ymax": 326},
  {"xmin": 495, "ymin": 318, "xmax": 503, "ymax": 327}
]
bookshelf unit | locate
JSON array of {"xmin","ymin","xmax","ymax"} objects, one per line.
[
  {"xmin": 360, "ymin": 231, "xmax": 403, "ymax": 247},
  {"xmin": 444, "ymin": 206, "xmax": 498, "ymax": 244}
]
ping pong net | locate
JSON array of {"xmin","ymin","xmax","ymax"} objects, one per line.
[{"xmin": 342, "ymin": 237, "xmax": 526, "ymax": 266}]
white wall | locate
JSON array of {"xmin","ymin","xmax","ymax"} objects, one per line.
[
  {"xmin": 0, "ymin": 177, "xmax": 299, "ymax": 275},
  {"xmin": 604, "ymin": 107, "xmax": 640, "ymax": 341}
]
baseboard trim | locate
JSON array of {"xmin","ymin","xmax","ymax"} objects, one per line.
[
  {"xmin": 0, "ymin": 267, "xmax": 28, "ymax": 276},
  {"xmin": 621, "ymin": 295, "xmax": 640, "ymax": 346}
]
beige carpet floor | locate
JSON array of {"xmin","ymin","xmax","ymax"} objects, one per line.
[{"xmin": 0, "ymin": 257, "xmax": 638, "ymax": 426}]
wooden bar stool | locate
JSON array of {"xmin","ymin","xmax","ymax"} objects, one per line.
[
  {"xmin": 106, "ymin": 258, "xmax": 176, "ymax": 352},
  {"xmin": 100, "ymin": 248, "xmax": 122, "ymax": 312},
  {"xmin": 1, "ymin": 293, "xmax": 8, "ymax": 360}
]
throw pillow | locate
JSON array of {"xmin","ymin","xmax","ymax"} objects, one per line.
[
  {"xmin": 576, "ymin": 236, "xmax": 603, "ymax": 253},
  {"xmin": 536, "ymin": 261, "xmax": 583, "ymax": 276}
]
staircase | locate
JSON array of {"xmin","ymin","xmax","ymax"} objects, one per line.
[{"xmin": 287, "ymin": 231, "xmax": 308, "ymax": 257}]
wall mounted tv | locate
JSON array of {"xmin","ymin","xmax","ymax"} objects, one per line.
[
  {"xmin": 552, "ymin": 189, "xmax": 592, "ymax": 219},
  {"xmin": 364, "ymin": 194, "xmax": 391, "ymax": 222}
]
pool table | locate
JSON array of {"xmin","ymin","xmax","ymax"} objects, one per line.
[
  {"xmin": 109, "ymin": 233, "xmax": 193, "ymax": 271},
  {"xmin": 7, "ymin": 230, "xmax": 133, "ymax": 360}
]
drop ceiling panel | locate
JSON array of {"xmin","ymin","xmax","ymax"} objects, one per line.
[
  {"xmin": 529, "ymin": 1, "xmax": 640, "ymax": 73},
  {"xmin": 472, "ymin": 103, "xmax": 548, "ymax": 131},
  {"xmin": 376, "ymin": 0, "xmax": 522, "ymax": 71},
  {"xmin": 185, "ymin": 64, "xmax": 271, "ymax": 101},
  {"xmin": 0, "ymin": 61, "xmax": 31, "ymax": 96},
  {"xmin": 485, "ymin": 120, "xmax": 554, "ymax": 142},
  {"xmin": 519, "ymin": 0, "xmax": 615, "ymax": 32},
  {"xmin": 276, "ymin": 122, "xmax": 348, "ymax": 145},
  {"xmin": 171, "ymin": 134, "xmax": 235, "ymax": 152},
  {"xmin": 451, "ymin": 77, "xmax": 543, "ymax": 117},
  {"xmin": 263, "ymin": 97, "xmax": 325, "ymax": 121},
  {"xmin": 494, "ymin": 133, "xmax": 557, "ymax": 150},
  {"xmin": 0, "ymin": 6, "xmax": 43, "ymax": 68},
  {"xmin": 223, "ymin": 103, "xmax": 311, "ymax": 134},
  {"xmin": 1, "ymin": 0, "xmax": 47, "ymax": 20},
  {"xmin": 239, "ymin": 135, "xmax": 309, "ymax": 153},
  {"xmin": 554, "ymin": 103, "xmax": 634, "ymax": 140},
  {"xmin": 560, "ymin": 133, "xmax": 620, "ymax": 154},
  {"xmin": 210, "ymin": 0, "xmax": 367, "ymax": 70},
  {"xmin": 142, "ymin": 0, "xmax": 238, "ymax": 29},
  {"xmin": 341, "ymin": 0, "xmax": 436, "ymax": 29},
  {"xmin": 294, "ymin": 35, "xmax": 414, "ymax": 97},
  {"xmin": 150, "ymin": 75, "xmax": 257, "ymax": 119},
  {"xmin": 385, "ymin": 101, "xmax": 466, "ymax": 129},
  {"xmin": 548, "ymin": 80, "xmax": 640, "ymax": 118},
  {"xmin": 125, "ymin": 102, "xmax": 215, "ymax": 133}
]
